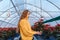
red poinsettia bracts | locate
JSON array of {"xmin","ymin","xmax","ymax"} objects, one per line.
[{"xmin": 0, "ymin": 28, "xmax": 16, "ymax": 31}]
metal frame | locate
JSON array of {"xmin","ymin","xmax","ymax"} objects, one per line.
[{"xmin": 0, "ymin": 0, "xmax": 60, "ymax": 27}]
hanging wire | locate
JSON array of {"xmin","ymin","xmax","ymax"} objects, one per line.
[
  {"xmin": 40, "ymin": 0, "xmax": 46, "ymax": 21},
  {"xmin": 40, "ymin": 0, "xmax": 42, "ymax": 16},
  {"xmin": 40, "ymin": 0, "xmax": 45, "ymax": 19}
]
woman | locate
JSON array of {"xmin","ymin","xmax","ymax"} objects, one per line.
[{"xmin": 17, "ymin": 10, "xmax": 42, "ymax": 40}]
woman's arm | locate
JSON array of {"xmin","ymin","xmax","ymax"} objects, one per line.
[{"xmin": 20, "ymin": 20, "xmax": 42, "ymax": 36}]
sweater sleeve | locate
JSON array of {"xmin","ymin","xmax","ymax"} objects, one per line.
[{"xmin": 20, "ymin": 20, "xmax": 37, "ymax": 36}]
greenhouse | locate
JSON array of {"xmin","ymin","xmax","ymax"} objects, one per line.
[{"xmin": 0, "ymin": 0, "xmax": 60, "ymax": 40}]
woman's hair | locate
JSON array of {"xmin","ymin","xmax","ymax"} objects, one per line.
[
  {"xmin": 20, "ymin": 10, "xmax": 30, "ymax": 20},
  {"xmin": 17, "ymin": 10, "xmax": 30, "ymax": 33},
  {"xmin": 18, "ymin": 10, "xmax": 29, "ymax": 25}
]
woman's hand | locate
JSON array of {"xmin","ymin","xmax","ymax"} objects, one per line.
[
  {"xmin": 36, "ymin": 31, "xmax": 42, "ymax": 35},
  {"xmin": 16, "ymin": 28, "xmax": 19, "ymax": 33}
]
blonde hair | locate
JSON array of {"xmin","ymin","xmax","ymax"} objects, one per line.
[
  {"xmin": 18, "ymin": 10, "xmax": 30, "ymax": 32},
  {"xmin": 20, "ymin": 10, "xmax": 30, "ymax": 20}
]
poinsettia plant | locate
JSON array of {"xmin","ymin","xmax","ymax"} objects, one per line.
[
  {"xmin": 31, "ymin": 18, "xmax": 60, "ymax": 39},
  {"xmin": 0, "ymin": 28, "xmax": 16, "ymax": 40}
]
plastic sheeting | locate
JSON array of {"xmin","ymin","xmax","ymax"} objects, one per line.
[{"xmin": 0, "ymin": 0, "xmax": 60, "ymax": 27}]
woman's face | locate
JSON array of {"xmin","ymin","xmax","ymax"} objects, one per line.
[{"xmin": 27, "ymin": 12, "xmax": 30, "ymax": 18}]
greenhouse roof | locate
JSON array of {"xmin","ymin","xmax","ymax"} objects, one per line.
[{"xmin": 0, "ymin": 0, "xmax": 60, "ymax": 27}]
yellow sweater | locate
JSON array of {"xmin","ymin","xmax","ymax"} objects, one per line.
[{"xmin": 19, "ymin": 19, "xmax": 36, "ymax": 40}]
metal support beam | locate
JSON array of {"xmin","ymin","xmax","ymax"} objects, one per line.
[
  {"xmin": 10, "ymin": 0, "xmax": 20, "ymax": 16},
  {"xmin": 25, "ymin": 3, "xmax": 58, "ymax": 24},
  {"xmin": 0, "ymin": 20, "xmax": 16, "ymax": 26},
  {"xmin": 46, "ymin": 0, "xmax": 60, "ymax": 10}
]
